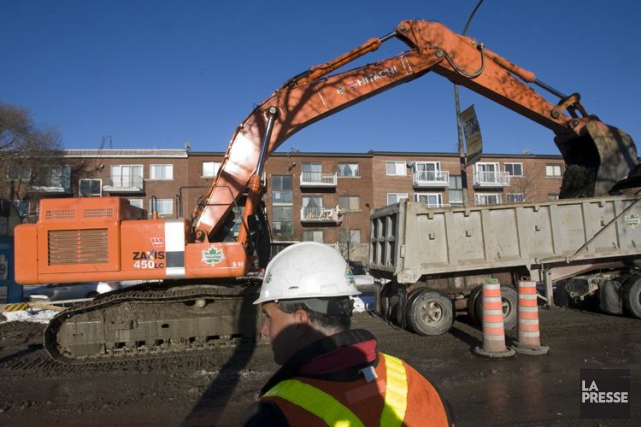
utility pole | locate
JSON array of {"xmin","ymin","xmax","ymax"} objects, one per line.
[{"xmin": 455, "ymin": 0, "xmax": 485, "ymax": 206}]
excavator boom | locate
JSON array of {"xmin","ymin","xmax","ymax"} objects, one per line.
[{"xmin": 194, "ymin": 19, "xmax": 636, "ymax": 241}]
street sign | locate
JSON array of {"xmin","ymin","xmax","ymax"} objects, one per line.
[{"xmin": 460, "ymin": 105, "xmax": 483, "ymax": 166}]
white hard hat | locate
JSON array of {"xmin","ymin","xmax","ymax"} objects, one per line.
[{"xmin": 254, "ymin": 242, "xmax": 361, "ymax": 305}]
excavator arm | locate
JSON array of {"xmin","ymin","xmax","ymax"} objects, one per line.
[{"xmin": 194, "ymin": 19, "xmax": 637, "ymax": 243}]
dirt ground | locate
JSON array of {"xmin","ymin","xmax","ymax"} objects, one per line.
[{"xmin": 0, "ymin": 305, "xmax": 639, "ymax": 427}]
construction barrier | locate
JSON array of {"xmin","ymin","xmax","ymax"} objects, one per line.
[
  {"xmin": 473, "ymin": 281, "xmax": 515, "ymax": 358},
  {"xmin": 2, "ymin": 302, "xmax": 29, "ymax": 312},
  {"xmin": 512, "ymin": 280, "xmax": 549, "ymax": 355}
]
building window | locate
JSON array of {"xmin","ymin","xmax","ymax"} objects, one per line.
[
  {"xmin": 548, "ymin": 193, "xmax": 560, "ymax": 201},
  {"xmin": 414, "ymin": 161, "xmax": 441, "ymax": 181},
  {"xmin": 272, "ymin": 206, "xmax": 293, "ymax": 236},
  {"xmin": 110, "ymin": 165, "xmax": 143, "ymax": 188},
  {"xmin": 150, "ymin": 199, "xmax": 173, "ymax": 216},
  {"xmin": 202, "ymin": 161, "xmax": 221, "ymax": 178},
  {"xmin": 414, "ymin": 193, "xmax": 444, "ymax": 207},
  {"xmin": 386, "ymin": 161, "xmax": 407, "ymax": 176},
  {"xmin": 148, "ymin": 199, "xmax": 174, "ymax": 216},
  {"xmin": 546, "ymin": 164, "xmax": 563, "ymax": 177},
  {"xmin": 7, "ymin": 165, "xmax": 31, "ymax": 181},
  {"xmin": 33, "ymin": 165, "xmax": 72, "ymax": 191},
  {"xmin": 12, "ymin": 200, "xmax": 30, "ymax": 217},
  {"xmin": 387, "ymin": 193, "xmax": 408, "ymax": 205},
  {"xmin": 448, "ymin": 175, "xmax": 463, "ymax": 205},
  {"xmin": 302, "ymin": 162, "xmax": 323, "ymax": 183},
  {"xmin": 505, "ymin": 163, "xmax": 523, "ymax": 177},
  {"xmin": 337, "ymin": 163, "xmax": 360, "ymax": 177},
  {"xmin": 475, "ymin": 162, "xmax": 499, "ymax": 181},
  {"xmin": 272, "ymin": 175, "xmax": 293, "ymax": 204},
  {"xmin": 303, "ymin": 229, "xmax": 324, "ymax": 243},
  {"xmin": 302, "ymin": 196, "xmax": 323, "ymax": 218},
  {"xmin": 340, "ymin": 229, "xmax": 361, "ymax": 244},
  {"xmin": 79, "ymin": 179, "xmax": 102, "ymax": 197},
  {"xmin": 339, "ymin": 195, "xmax": 360, "ymax": 212},
  {"xmin": 475, "ymin": 193, "xmax": 502, "ymax": 205},
  {"xmin": 127, "ymin": 198, "xmax": 144, "ymax": 209},
  {"xmin": 506, "ymin": 193, "xmax": 525, "ymax": 203},
  {"xmin": 150, "ymin": 164, "xmax": 173, "ymax": 180}
]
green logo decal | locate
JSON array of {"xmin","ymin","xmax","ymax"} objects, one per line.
[
  {"xmin": 345, "ymin": 267, "xmax": 356, "ymax": 286},
  {"xmin": 202, "ymin": 246, "xmax": 225, "ymax": 265},
  {"xmin": 625, "ymin": 212, "xmax": 640, "ymax": 229}
]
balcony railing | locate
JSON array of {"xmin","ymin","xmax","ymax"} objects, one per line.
[
  {"xmin": 30, "ymin": 183, "xmax": 72, "ymax": 194},
  {"xmin": 300, "ymin": 172, "xmax": 337, "ymax": 188},
  {"xmin": 473, "ymin": 171, "xmax": 510, "ymax": 187},
  {"xmin": 412, "ymin": 170, "xmax": 450, "ymax": 187},
  {"xmin": 300, "ymin": 207, "xmax": 343, "ymax": 224},
  {"xmin": 103, "ymin": 175, "xmax": 144, "ymax": 193}
]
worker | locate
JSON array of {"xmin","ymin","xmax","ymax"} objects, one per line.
[{"xmin": 242, "ymin": 241, "xmax": 455, "ymax": 426}]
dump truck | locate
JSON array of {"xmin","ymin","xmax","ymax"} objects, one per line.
[{"xmin": 367, "ymin": 193, "xmax": 641, "ymax": 336}]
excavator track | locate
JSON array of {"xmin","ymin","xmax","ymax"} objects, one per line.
[{"xmin": 44, "ymin": 281, "xmax": 263, "ymax": 364}]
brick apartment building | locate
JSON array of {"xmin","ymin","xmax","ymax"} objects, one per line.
[{"xmin": 4, "ymin": 148, "xmax": 564, "ymax": 263}]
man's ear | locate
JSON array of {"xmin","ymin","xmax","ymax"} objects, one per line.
[{"xmin": 294, "ymin": 309, "xmax": 310, "ymax": 326}]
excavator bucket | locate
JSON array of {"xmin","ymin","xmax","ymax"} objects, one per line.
[{"xmin": 555, "ymin": 120, "xmax": 638, "ymax": 198}]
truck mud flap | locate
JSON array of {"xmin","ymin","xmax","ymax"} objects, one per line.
[{"xmin": 599, "ymin": 280, "xmax": 623, "ymax": 315}]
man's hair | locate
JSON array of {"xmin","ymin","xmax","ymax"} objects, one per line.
[{"xmin": 278, "ymin": 297, "xmax": 352, "ymax": 332}]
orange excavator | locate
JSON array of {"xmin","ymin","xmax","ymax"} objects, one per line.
[{"xmin": 15, "ymin": 20, "xmax": 636, "ymax": 362}]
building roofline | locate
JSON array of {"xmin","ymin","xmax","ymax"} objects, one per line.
[
  {"xmin": 367, "ymin": 151, "xmax": 562, "ymax": 159},
  {"xmin": 190, "ymin": 150, "xmax": 562, "ymax": 159},
  {"xmin": 64, "ymin": 149, "xmax": 188, "ymax": 158},
  {"xmin": 62, "ymin": 148, "xmax": 562, "ymax": 160}
]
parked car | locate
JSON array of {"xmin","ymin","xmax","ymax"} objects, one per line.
[{"xmin": 24, "ymin": 281, "xmax": 122, "ymax": 301}]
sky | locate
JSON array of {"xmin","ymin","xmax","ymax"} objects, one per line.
[{"xmin": 2, "ymin": 0, "xmax": 640, "ymax": 156}]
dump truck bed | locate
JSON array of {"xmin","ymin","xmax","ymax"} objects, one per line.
[{"xmin": 368, "ymin": 195, "xmax": 641, "ymax": 285}]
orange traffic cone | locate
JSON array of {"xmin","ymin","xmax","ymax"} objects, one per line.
[
  {"xmin": 473, "ymin": 281, "xmax": 515, "ymax": 358},
  {"xmin": 512, "ymin": 280, "xmax": 549, "ymax": 355}
]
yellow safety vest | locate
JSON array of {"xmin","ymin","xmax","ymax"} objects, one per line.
[{"xmin": 262, "ymin": 353, "xmax": 408, "ymax": 427}]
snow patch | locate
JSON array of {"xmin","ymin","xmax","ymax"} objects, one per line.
[
  {"xmin": 1, "ymin": 308, "xmax": 58, "ymax": 324},
  {"xmin": 352, "ymin": 293, "xmax": 374, "ymax": 313}
]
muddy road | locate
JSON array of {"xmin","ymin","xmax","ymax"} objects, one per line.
[{"xmin": 0, "ymin": 305, "xmax": 639, "ymax": 427}]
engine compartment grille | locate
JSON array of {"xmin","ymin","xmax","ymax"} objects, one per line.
[
  {"xmin": 84, "ymin": 208, "xmax": 114, "ymax": 218},
  {"xmin": 48, "ymin": 228, "xmax": 109, "ymax": 265},
  {"xmin": 45, "ymin": 210, "xmax": 76, "ymax": 220}
]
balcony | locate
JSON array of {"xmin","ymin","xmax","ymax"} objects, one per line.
[
  {"xmin": 412, "ymin": 170, "xmax": 450, "ymax": 188},
  {"xmin": 29, "ymin": 166, "xmax": 72, "ymax": 194},
  {"xmin": 300, "ymin": 207, "xmax": 343, "ymax": 224},
  {"xmin": 473, "ymin": 171, "xmax": 510, "ymax": 188},
  {"xmin": 103, "ymin": 175, "xmax": 144, "ymax": 193},
  {"xmin": 30, "ymin": 183, "xmax": 72, "ymax": 194},
  {"xmin": 300, "ymin": 172, "xmax": 337, "ymax": 188}
]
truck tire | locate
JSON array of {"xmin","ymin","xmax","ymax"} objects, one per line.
[
  {"xmin": 469, "ymin": 285, "xmax": 518, "ymax": 330},
  {"xmin": 467, "ymin": 286, "xmax": 483, "ymax": 325},
  {"xmin": 379, "ymin": 282, "xmax": 403, "ymax": 325},
  {"xmin": 553, "ymin": 281, "xmax": 570, "ymax": 307},
  {"xmin": 623, "ymin": 277, "xmax": 641, "ymax": 319},
  {"xmin": 406, "ymin": 288, "xmax": 454, "ymax": 336},
  {"xmin": 500, "ymin": 286, "xmax": 518, "ymax": 330}
]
